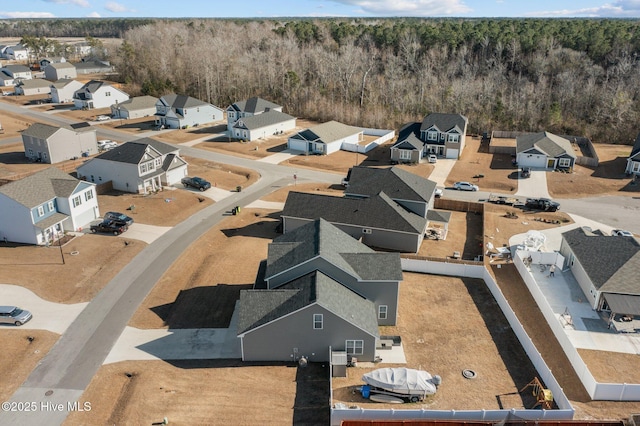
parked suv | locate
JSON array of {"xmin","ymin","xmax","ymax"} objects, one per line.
[
  {"xmin": 104, "ymin": 211, "xmax": 134, "ymax": 226},
  {"xmin": 0, "ymin": 306, "xmax": 32, "ymax": 326},
  {"xmin": 524, "ymin": 198, "xmax": 560, "ymax": 212},
  {"xmin": 520, "ymin": 167, "xmax": 531, "ymax": 178},
  {"xmin": 181, "ymin": 176, "xmax": 211, "ymax": 191},
  {"xmin": 97, "ymin": 140, "xmax": 118, "ymax": 151}
]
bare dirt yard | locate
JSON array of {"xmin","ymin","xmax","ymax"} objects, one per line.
[
  {"xmin": 547, "ymin": 143, "xmax": 640, "ymax": 198},
  {"xmin": 0, "ymin": 141, "xmax": 88, "ymax": 180},
  {"xmin": 447, "ymin": 137, "xmax": 518, "ymax": 193},
  {"xmin": 0, "ymin": 109, "xmax": 37, "ymax": 139}
]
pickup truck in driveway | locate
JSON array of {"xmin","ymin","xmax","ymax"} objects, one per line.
[
  {"xmin": 181, "ymin": 176, "xmax": 211, "ymax": 191},
  {"xmin": 525, "ymin": 198, "xmax": 560, "ymax": 212},
  {"xmin": 90, "ymin": 220, "xmax": 128, "ymax": 235}
]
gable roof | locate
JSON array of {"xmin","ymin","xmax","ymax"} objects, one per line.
[
  {"xmin": 420, "ymin": 113, "xmax": 468, "ymax": 133},
  {"xmin": 48, "ymin": 62, "xmax": 75, "ymax": 70},
  {"xmin": 0, "ymin": 167, "xmax": 84, "ymax": 208},
  {"xmin": 160, "ymin": 93, "xmax": 209, "ymax": 109},
  {"xmin": 233, "ymin": 110, "xmax": 294, "ymax": 130},
  {"xmin": 345, "ymin": 166, "xmax": 437, "ymax": 204},
  {"xmin": 266, "ymin": 218, "xmax": 402, "ymax": 282},
  {"xmin": 93, "ymin": 138, "xmax": 177, "ymax": 164},
  {"xmin": 392, "ymin": 122, "xmax": 423, "ymax": 151},
  {"xmin": 50, "ymin": 79, "xmax": 81, "ymax": 89},
  {"xmin": 21, "ymin": 122, "xmax": 88, "ymax": 139},
  {"xmin": 113, "ymin": 95, "xmax": 158, "ymax": 111},
  {"xmin": 282, "ymin": 191, "xmax": 427, "ymax": 235},
  {"xmin": 563, "ymin": 227, "xmax": 640, "ymax": 294},
  {"xmin": 1, "ymin": 64, "xmax": 31, "ymax": 74},
  {"xmin": 16, "ymin": 79, "xmax": 51, "ymax": 89},
  {"xmin": 517, "ymin": 131, "xmax": 576, "ymax": 159},
  {"xmin": 238, "ymin": 270, "xmax": 379, "ymax": 337},
  {"xmin": 292, "ymin": 120, "xmax": 362, "ymax": 144},
  {"xmin": 630, "ymin": 133, "xmax": 640, "ymax": 159},
  {"xmin": 229, "ymin": 97, "xmax": 281, "ymax": 113}
]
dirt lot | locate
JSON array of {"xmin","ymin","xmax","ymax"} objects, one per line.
[
  {"xmin": 447, "ymin": 137, "xmax": 518, "ymax": 193},
  {"xmin": 0, "ymin": 109, "xmax": 37, "ymax": 140},
  {"xmin": 547, "ymin": 143, "xmax": 640, "ymax": 198}
]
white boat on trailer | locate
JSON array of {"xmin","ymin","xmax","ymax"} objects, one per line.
[{"xmin": 361, "ymin": 367, "xmax": 440, "ymax": 403}]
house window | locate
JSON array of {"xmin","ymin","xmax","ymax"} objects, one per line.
[
  {"xmin": 447, "ymin": 134, "xmax": 459, "ymax": 142},
  {"xmin": 427, "ymin": 131, "xmax": 438, "ymax": 141},
  {"xmin": 37, "ymin": 206, "xmax": 44, "ymax": 216},
  {"xmin": 48, "ymin": 201, "xmax": 54, "ymax": 211},
  {"xmin": 313, "ymin": 314, "xmax": 323, "ymax": 330},
  {"xmin": 346, "ymin": 340, "xmax": 364, "ymax": 355},
  {"xmin": 399, "ymin": 150, "xmax": 412, "ymax": 160},
  {"xmin": 84, "ymin": 190, "xmax": 94, "ymax": 202},
  {"xmin": 28, "ymin": 148, "xmax": 34, "ymax": 157},
  {"xmin": 72, "ymin": 195, "xmax": 82, "ymax": 207},
  {"xmin": 633, "ymin": 162, "xmax": 640, "ymax": 173},
  {"xmin": 558, "ymin": 158, "xmax": 572, "ymax": 168},
  {"xmin": 378, "ymin": 305, "xmax": 388, "ymax": 320},
  {"xmin": 105, "ymin": 91, "xmax": 111, "ymax": 97},
  {"xmin": 155, "ymin": 158, "xmax": 162, "ymax": 168}
]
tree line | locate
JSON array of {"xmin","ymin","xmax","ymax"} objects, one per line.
[{"xmin": 5, "ymin": 18, "xmax": 640, "ymax": 144}]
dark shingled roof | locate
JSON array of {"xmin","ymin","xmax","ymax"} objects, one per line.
[
  {"xmin": 266, "ymin": 218, "xmax": 402, "ymax": 282},
  {"xmin": 517, "ymin": 131, "xmax": 576, "ymax": 159},
  {"xmin": 345, "ymin": 166, "xmax": 437, "ymax": 204},
  {"xmin": 563, "ymin": 227, "xmax": 640, "ymax": 294},
  {"xmin": 160, "ymin": 93, "xmax": 208, "ymax": 109},
  {"xmin": 0, "ymin": 167, "xmax": 85, "ymax": 208},
  {"xmin": 631, "ymin": 133, "xmax": 640, "ymax": 159},
  {"xmin": 229, "ymin": 97, "xmax": 281, "ymax": 113},
  {"xmin": 291, "ymin": 120, "xmax": 362, "ymax": 144},
  {"xmin": 282, "ymin": 191, "xmax": 427, "ymax": 235},
  {"xmin": 391, "ymin": 122, "xmax": 423, "ymax": 150},
  {"xmin": 420, "ymin": 113, "xmax": 468, "ymax": 133},
  {"xmin": 237, "ymin": 270, "xmax": 379, "ymax": 337},
  {"xmin": 93, "ymin": 138, "xmax": 177, "ymax": 164}
]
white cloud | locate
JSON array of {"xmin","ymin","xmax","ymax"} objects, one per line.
[
  {"xmin": 327, "ymin": 0, "xmax": 472, "ymax": 16},
  {"xmin": 105, "ymin": 2, "xmax": 135, "ymax": 13},
  {"xmin": 87, "ymin": 11, "xmax": 101, "ymax": 17},
  {"xmin": 525, "ymin": 1, "xmax": 640, "ymax": 17},
  {"xmin": 0, "ymin": 11, "xmax": 56, "ymax": 18},
  {"xmin": 43, "ymin": 0, "xmax": 90, "ymax": 7}
]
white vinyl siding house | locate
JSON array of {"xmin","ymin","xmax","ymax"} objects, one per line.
[
  {"xmin": 288, "ymin": 120, "xmax": 364, "ymax": 155},
  {"xmin": 73, "ymin": 80, "xmax": 130, "ymax": 110},
  {"xmin": 50, "ymin": 79, "xmax": 84, "ymax": 103},
  {"xmin": 231, "ymin": 110, "xmax": 296, "ymax": 141},
  {"xmin": 227, "ymin": 97, "xmax": 283, "ymax": 132},
  {"xmin": 0, "ymin": 168, "xmax": 99, "ymax": 245},
  {"xmin": 516, "ymin": 131, "xmax": 576, "ymax": 170},
  {"xmin": 155, "ymin": 94, "xmax": 224, "ymax": 129},
  {"xmin": 626, "ymin": 134, "xmax": 640, "ymax": 175},
  {"xmin": 44, "ymin": 62, "xmax": 77, "ymax": 81},
  {"xmin": 22, "ymin": 123, "xmax": 98, "ymax": 164}
]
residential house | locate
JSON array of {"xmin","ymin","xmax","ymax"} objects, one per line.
[
  {"xmin": 559, "ymin": 227, "xmax": 640, "ymax": 317},
  {"xmin": 76, "ymin": 137, "xmax": 188, "ymax": 194},
  {"xmin": 5, "ymin": 45, "xmax": 29, "ymax": 61},
  {"xmin": 110, "ymin": 96, "xmax": 158, "ymax": 119},
  {"xmin": 344, "ymin": 166, "xmax": 438, "ymax": 218},
  {"xmin": 238, "ymin": 218, "xmax": 403, "ymax": 362},
  {"xmin": 44, "ymin": 62, "xmax": 77, "ymax": 81},
  {"xmin": 22, "ymin": 123, "xmax": 98, "ymax": 164},
  {"xmin": 391, "ymin": 113, "xmax": 468, "ymax": 161},
  {"xmin": 231, "ymin": 110, "xmax": 296, "ymax": 141},
  {"xmin": 625, "ymin": 133, "xmax": 640, "ymax": 175},
  {"xmin": 39, "ymin": 57, "xmax": 66, "ymax": 69},
  {"xmin": 0, "ymin": 167, "xmax": 99, "ymax": 245},
  {"xmin": 516, "ymin": 131, "xmax": 576, "ymax": 169},
  {"xmin": 227, "ymin": 97, "xmax": 283, "ymax": 131},
  {"xmin": 155, "ymin": 94, "xmax": 224, "ymax": 129},
  {"xmin": 72, "ymin": 42, "xmax": 93, "ymax": 58},
  {"xmin": 390, "ymin": 122, "xmax": 424, "ymax": 164},
  {"xmin": 288, "ymin": 120, "xmax": 363, "ymax": 155},
  {"xmin": 73, "ymin": 80, "xmax": 130, "ymax": 110},
  {"xmin": 14, "ymin": 79, "xmax": 52, "ymax": 96},
  {"xmin": 281, "ymin": 191, "xmax": 428, "ymax": 253},
  {"xmin": 50, "ymin": 79, "xmax": 84, "ymax": 103},
  {"xmin": 0, "ymin": 45, "xmax": 8, "ymax": 59},
  {"xmin": 0, "ymin": 64, "xmax": 32, "ymax": 87},
  {"xmin": 73, "ymin": 60, "xmax": 113, "ymax": 75}
]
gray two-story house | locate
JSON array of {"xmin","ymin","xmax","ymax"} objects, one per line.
[
  {"xmin": 391, "ymin": 113, "xmax": 468, "ymax": 162},
  {"xmin": 22, "ymin": 122, "xmax": 98, "ymax": 164},
  {"xmin": 155, "ymin": 94, "xmax": 223, "ymax": 129}
]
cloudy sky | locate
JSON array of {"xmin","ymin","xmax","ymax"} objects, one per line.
[{"xmin": 3, "ymin": 0, "xmax": 640, "ymax": 19}]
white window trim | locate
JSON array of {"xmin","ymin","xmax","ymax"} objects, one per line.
[
  {"xmin": 427, "ymin": 131, "xmax": 438, "ymax": 141},
  {"xmin": 37, "ymin": 206, "xmax": 44, "ymax": 216},
  {"xmin": 346, "ymin": 340, "xmax": 364, "ymax": 355},
  {"xmin": 399, "ymin": 150, "xmax": 411, "ymax": 160},
  {"xmin": 378, "ymin": 305, "xmax": 388, "ymax": 320},
  {"xmin": 313, "ymin": 314, "xmax": 323, "ymax": 330},
  {"xmin": 558, "ymin": 158, "xmax": 571, "ymax": 167},
  {"xmin": 48, "ymin": 201, "xmax": 54, "ymax": 211}
]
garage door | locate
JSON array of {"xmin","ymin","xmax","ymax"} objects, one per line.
[
  {"xmin": 288, "ymin": 138, "xmax": 307, "ymax": 153},
  {"xmin": 446, "ymin": 149, "xmax": 459, "ymax": 159},
  {"xmin": 517, "ymin": 153, "xmax": 547, "ymax": 168}
]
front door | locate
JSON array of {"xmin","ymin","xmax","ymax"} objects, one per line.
[{"xmin": 547, "ymin": 158, "xmax": 556, "ymax": 169}]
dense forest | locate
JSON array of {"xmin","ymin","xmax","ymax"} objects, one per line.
[{"xmin": 5, "ymin": 18, "xmax": 640, "ymax": 143}]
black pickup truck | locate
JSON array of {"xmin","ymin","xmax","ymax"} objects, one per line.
[
  {"xmin": 525, "ymin": 198, "xmax": 560, "ymax": 212},
  {"xmin": 90, "ymin": 220, "xmax": 128, "ymax": 235},
  {"xmin": 181, "ymin": 176, "xmax": 211, "ymax": 191}
]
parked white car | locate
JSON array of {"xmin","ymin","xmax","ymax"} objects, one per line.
[
  {"xmin": 611, "ymin": 229, "xmax": 634, "ymax": 237},
  {"xmin": 97, "ymin": 140, "xmax": 118, "ymax": 151},
  {"xmin": 95, "ymin": 115, "xmax": 111, "ymax": 121},
  {"xmin": 453, "ymin": 181, "xmax": 479, "ymax": 191},
  {"xmin": 428, "ymin": 154, "xmax": 437, "ymax": 163}
]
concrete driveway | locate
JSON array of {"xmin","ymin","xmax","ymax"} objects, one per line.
[
  {"xmin": 515, "ymin": 168, "xmax": 551, "ymax": 198},
  {"xmin": 122, "ymin": 223, "xmax": 172, "ymax": 244},
  {"xmin": 0, "ymin": 284, "xmax": 87, "ymax": 334},
  {"xmin": 428, "ymin": 158, "xmax": 456, "ymax": 187}
]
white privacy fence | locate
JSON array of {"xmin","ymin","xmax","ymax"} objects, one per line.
[
  {"xmin": 341, "ymin": 128, "xmax": 395, "ymax": 154},
  {"xmin": 331, "ymin": 260, "xmax": 575, "ymax": 425}
]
